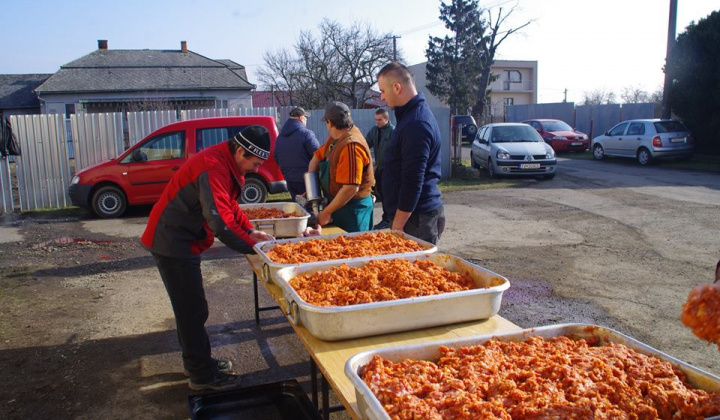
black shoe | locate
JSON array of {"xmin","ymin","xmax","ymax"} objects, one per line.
[
  {"xmin": 188, "ymin": 372, "xmax": 241, "ymax": 391},
  {"xmin": 373, "ymin": 220, "xmax": 391, "ymax": 230},
  {"xmin": 183, "ymin": 359, "xmax": 232, "ymax": 377}
]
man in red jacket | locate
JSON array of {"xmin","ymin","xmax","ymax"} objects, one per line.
[{"xmin": 141, "ymin": 125, "xmax": 274, "ymax": 391}]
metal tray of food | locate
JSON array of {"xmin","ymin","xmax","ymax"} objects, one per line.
[
  {"xmin": 253, "ymin": 230, "xmax": 437, "ymax": 285},
  {"xmin": 345, "ymin": 323, "xmax": 720, "ymax": 420},
  {"xmin": 239, "ymin": 202, "xmax": 310, "ymax": 238},
  {"xmin": 274, "ymin": 253, "xmax": 509, "ymax": 341},
  {"xmin": 187, "ymin": 379, "xmax": 321, "ymax": 420}
]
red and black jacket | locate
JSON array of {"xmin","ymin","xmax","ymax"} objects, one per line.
[{"xmin": 141, "ymin": 142, "xmax": 256, "ymax": 257}]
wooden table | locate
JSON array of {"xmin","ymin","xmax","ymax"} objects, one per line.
[{"xmin": 247, "ymin": 228, "xmax": 521, "ymax": 419}]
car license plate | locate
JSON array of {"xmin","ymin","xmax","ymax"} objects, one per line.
[
  {"xmin": 571, "ymin": 142, "xmax": 582, "ymax": 146},
  {"xmin": 670, "ymin": 137, "xmax": 686, "ymax": 143},
  {"xmin": 520, "ymin": 163, "xmax": 541, "ymax": 169}
]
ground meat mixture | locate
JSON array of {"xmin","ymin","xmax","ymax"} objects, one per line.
[
  {"xmin": 243, "ymin": 207, "xmax": 296, "ymax": 219},
  {"xmin": 265, "ymin": 231, "xmax": 427, "ymax": 264},
  {"xmin": 289, "ymin": 259, "xmax": 477, "ymax": 307},
  {"xmin": 360, "ymin": 336, "xmax": 720, "ymax": 420},
  {"xmin": 682, "ymin": 284, "xmax": 720, "ymax": 351}
]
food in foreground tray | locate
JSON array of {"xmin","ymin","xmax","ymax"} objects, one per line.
[
  {"xmin": 289, "ymin": 259, "xmax": 488, "ymax": 306},
  {"xmin": 244, "ymin": 207, "xmax": 296, "ymax": 220},
  {"xmin": 360, "ymin": 336, "xmax": 720, "ymax": 420},
  {"xmin": 265, "ymin": 231, "xmax": 426, "ymax": 263},
  {"xmin": 682, "ymin": 283, "xmax": 720, "ymax": 350}
]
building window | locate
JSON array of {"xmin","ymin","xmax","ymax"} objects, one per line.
[
  {"xmin": 503, "ymin": 70, "xmax": 522, "ymax": 90},
  {"xmin": 503, "ymin": 98, "xmax": 514, "ymax": 107},
  {"xmin": 65, "ymin": 104, "xmax": 76, "ymax": 119}
]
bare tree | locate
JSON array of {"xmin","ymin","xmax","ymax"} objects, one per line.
[
  {"xmin": 580, "ymin": 88, "xmax": 617, "ymax": 106},
  {"xmin": 620, "ymin": 85, "xmax": 649, "ymax": 104},
  {"xmin": 258, "ymin": 19, "xmax": 398, "ymax": 109},
  {"xmin": 473, "ymin": 4, "xmax": 532, "ymax": 122}
]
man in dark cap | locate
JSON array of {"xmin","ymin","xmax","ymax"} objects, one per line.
[
  {"xmin": 141, "ymin": 125, "xmax": 275, "ymax": 391},
  {"xmin": 274, "ymin": 106, "xmax": 320, "ymax": 201},
  {"xmin": 308, "ymin": 101, "xmax": 375, "ymax": 232}
]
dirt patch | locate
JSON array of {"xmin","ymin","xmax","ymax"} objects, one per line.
[{"xmin": 1, "ymin": 176, "xmax": 719, "ymax": 419}]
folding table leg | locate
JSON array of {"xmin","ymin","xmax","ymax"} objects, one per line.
[
  {"xmin": 311, "ymin": 359, "xmax": 319, "ymax": 409},
  {"xmin": 253, "ymin": 272, "xmax": 280, "ymax": 324}
]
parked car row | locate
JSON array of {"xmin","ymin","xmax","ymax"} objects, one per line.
[{"xmin": 469, "ymin": 117, "xmax": 694, "ymax": 180}]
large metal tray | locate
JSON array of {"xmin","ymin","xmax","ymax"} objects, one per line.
[
  {"xmin": 345, "ymin": 323, "xmax": 720, "ymax": 420},
  {"xmin": 274, "ymin": 253, "xmax": 509, "ymax": 341},
  {"xmin": 253, "ymin": 230, "xmax": 437, "ymax": 285},
  {"xmin": 239, "ymin": 202, "xmax": 310, "ymax": 238}
]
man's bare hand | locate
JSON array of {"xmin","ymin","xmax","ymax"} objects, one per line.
[
  {"xmin": 302, "ymin": 226, "xmax": 322, "ymax": 237},
  {"xmin": 317, "ymin": 210, "xmax": 331, "ymax": 226},
  {"xmin": 249, "ymin": 230, "xmax": 275, "ymax": 243}
]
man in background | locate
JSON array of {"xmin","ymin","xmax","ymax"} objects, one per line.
[
  {"xmin": 365, "ymin": 108, "xmax": 394, "ymax": 229},
  {"xmin": 377, "ymin": 62, "xmax": 445, "ymax": 244},
  {"xmin": 274, "ymin": 106, "xmax": 320, "ymax": 201}
]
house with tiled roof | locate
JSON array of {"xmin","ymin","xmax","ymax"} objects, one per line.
[
  {"xmin": 0, "ymin": 74, "xmax": 52, "ymax": 119},
  {"xmin": 35, "ymin": 40, "xmax": 254, "ymax": 116}
]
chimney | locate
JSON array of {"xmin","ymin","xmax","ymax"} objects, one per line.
[
  {"xmin": 181, "ymin": 41, "xmax": 187, "ymax": 53},
  {"xmin": 98, "ymin": 40, "xmax": 108, "ymax": 50}
]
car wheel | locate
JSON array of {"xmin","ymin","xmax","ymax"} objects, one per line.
[
  {"xmin": 637, "ymin": 148, "xmax": 652, "ymax": 165},
  {"xmin": 593, "ymin": 144, "xmax": 605, "ymax": 160},
  {"xmin": 487, "ymin": 159, "xmax": 499, "ymax": 179},
  {"xmin": 466, "ymin": 125, "xmax": 477, "ymax": 137},
  {"xmin": 240, "ymin": 177, "xmax": 268, "ymax": 204},
  {"xmin": 91, "ymin": 185, "xmax": 127, "ymax": 218}
]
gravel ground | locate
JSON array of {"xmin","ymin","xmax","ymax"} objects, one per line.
[{"xmin": 1, "ymin": 161, "xmax": 719, "ymax": 419}]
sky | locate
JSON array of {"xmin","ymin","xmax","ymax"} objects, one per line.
[{"xmin": 1, "ymin": 0, "xmax": 718, "ymax": 104}]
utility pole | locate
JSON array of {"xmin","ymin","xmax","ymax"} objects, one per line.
[
  {"xmin": 388, "ymin": 35, "xmax": 401, "ymax": 61},
  {"xmin": 563, "ymin": 88, "xmax": 568, "ymax": 103},
  {"xmin": 661, "ymin": 0, "xmax": 678, "ymax": 119}
]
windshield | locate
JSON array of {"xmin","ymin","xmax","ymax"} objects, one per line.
[
  {"xmin": 543, "ymin": 120, "xmax": 573, "ymax": 132},
  {"xmin": 654, "ymin": 120, "xmax": 687, "ymax": 133},
  {"xmin": 491, "ymin": 126, "xmax": 542, "ymax": 143}
]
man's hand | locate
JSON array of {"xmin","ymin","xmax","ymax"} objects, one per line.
[
  {"xmin": 317, "ymin": 210, "xmax": 331, "ymax": 226},
  {"xmin": 249, "ymin": 230, "xmax": 275, "ymax": 243},
  {"xmin": 302, "ymin": 226, "xmax": 322, "ymax": 237}
]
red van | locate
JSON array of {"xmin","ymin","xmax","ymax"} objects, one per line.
[{"xmin": 68, "ymin": 116, "xmax": 287, "ymax": 218}]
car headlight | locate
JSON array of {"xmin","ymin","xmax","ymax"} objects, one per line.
[
  {"xmin": 552, "ymin": 135, "xmax": 567, "ymax": 140},
  {"xmin": 71, "ymin": 175, "xmax": 80, "ymax": 185},
  {"xmin": 581, "ymin": 135, "xmax": 588, "ymax": 140},
  {"xmin": 545, "ymin": 148, "xmax": 555, "ymax": 159},
  {"xmin": 496, "ymin": 150, "xmax": 511, "ymax": 160}
]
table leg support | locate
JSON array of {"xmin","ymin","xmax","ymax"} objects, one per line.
[
  {"xmin": 311, "ymin": 359, "xmax": 319, "ymax": 410},
  {"xmin": 253, "ymin": 272, "xmax": 280, "ymax": 324}
]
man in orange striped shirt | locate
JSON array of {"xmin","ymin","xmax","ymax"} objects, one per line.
[{"xmin": 308, "ymin": 102, "xmax": 375, "ymax": 232}]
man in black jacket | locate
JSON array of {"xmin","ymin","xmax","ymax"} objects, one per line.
[
  {"xmin": 377, "ymin": 62, "xmax": 445, "ymax": 244},
  {"xmin": 274, "ymin": 107, "xmax": 320, "ymax": 201},
  {"xmin": 366, "ymin": 108, "xmax": 394, "ymax": 229}
]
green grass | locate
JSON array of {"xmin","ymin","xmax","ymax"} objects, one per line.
[
  {"xmin": 267, "ymin": 192, "xmax": 292, "ymax": 202},
  {"xmin": 561, "ymin": 151, "xmax": 720, "ymax": 172}
]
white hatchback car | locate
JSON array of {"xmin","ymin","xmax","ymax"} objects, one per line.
[
  {"xmin": 591, "ymin": 119, "xmax": 693, "ymax": 165},
  {"xmin": 470, "ymin": 123, "xmax": 557, "ymax": 179}
]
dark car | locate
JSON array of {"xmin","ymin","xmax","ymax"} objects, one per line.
[
  {"xmin": 451, "ymin": 115, "xmax": 478, "ymax": 142},
  {"xmin": 522, "ymin": 119, "xmax": 589, "ymax": 152}
]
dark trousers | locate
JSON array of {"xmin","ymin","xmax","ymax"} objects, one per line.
[
  {"xmin": 287, "ymin": 181, "xmax": 306, "ymax": 202},
  {"xmin": 152, "ymin": 253, "xmax": 217, "ymax": 382},
  {"xmin": 403, "ymin": 205, "xmax": 446, "ymax": 245},
  {"xmin": 374, "ymin": 168, "xmax": 390, "ymax": 223}
]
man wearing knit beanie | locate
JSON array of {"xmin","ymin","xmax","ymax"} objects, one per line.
[{"xmin": 142, "ymin": 125, "xmax": 274, "ymax": 391}]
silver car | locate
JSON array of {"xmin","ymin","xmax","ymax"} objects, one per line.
[
  {"xmin": 591, "ymin": 119, "xmax": 693, "ymax": 165},
  {"xmin": 470, "ymin": 123, "xmax": 557, "ymax": 179}
]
